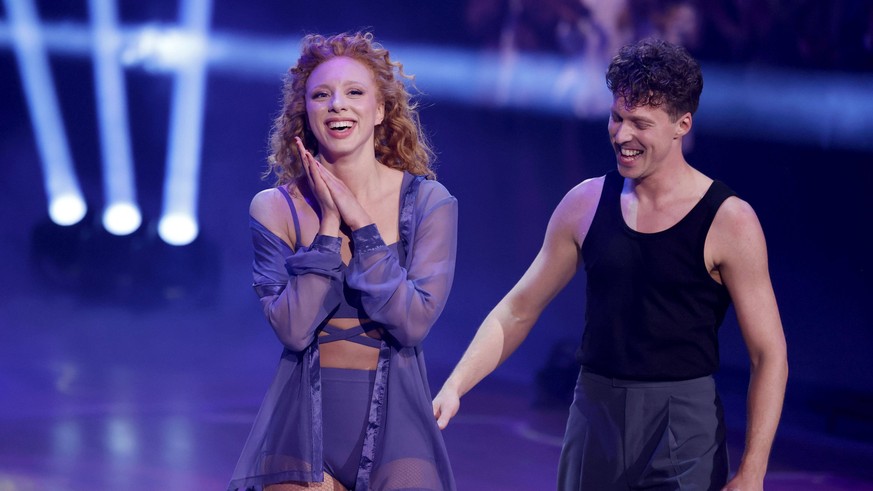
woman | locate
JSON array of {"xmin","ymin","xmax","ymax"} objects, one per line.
[{"xmin": 227, "ymin": 32, "xmax": 458, "ymax": 491}]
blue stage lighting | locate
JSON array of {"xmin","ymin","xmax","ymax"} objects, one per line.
[
  {"xmin": 4, "ymin": 0, "xmax": 87, "ymax": 226},
  {"xmin": 699, "ymin": 64, "xmax": 873, "ymax": 151},
  {"xmin": 89, "ymin": 0, "xmax": 141, "ymax": 236},
  {"xmin": 3, "ymin": 18, "xmax": 871, "ymax": 158},
  {"xmin": 157, "ymin": 213, "xmax": 199, "ymax": 247},
  {"xmin": 157, "ymin": 0, "xmax": 212, "ymax": 247},
  {"xmin": 120, "ymin": 24, "xmax": 209, "ymax": 72},
  {"xmin": 391, "ymin": 45, "xmax": 613, "ymax": 117},
  {"xmin": 49, "ymin": 193, "xmax": 88, "ymax": 226},
  {"xmin": 205, "ymin": 31, "xmax": 297, "ymax": 76},
  {"xmin": 3, "ymin": 9, "xmax": 873, "ymax": 250},
  {"xmin": 103, "ymin": 202, "xmax": 142, "ymax": 236}
]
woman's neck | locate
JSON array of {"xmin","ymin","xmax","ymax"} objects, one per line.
[{"xmin": 318, "ymin": 152, "xmax": 384, "ymax": 201}]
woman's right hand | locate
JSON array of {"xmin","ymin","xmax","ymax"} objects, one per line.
[{"xmin": 296, "ymin": 137, "xmax": 340, "ymax": 236}]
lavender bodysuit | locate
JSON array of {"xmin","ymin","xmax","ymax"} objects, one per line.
[{"xmin": 228, "ymin": 172, "xmax": 458, "ymax": 491}]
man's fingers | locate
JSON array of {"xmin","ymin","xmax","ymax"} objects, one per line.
[{"xmin": 436, "ymin": 412, "xmax": 450, "ymax": 430}]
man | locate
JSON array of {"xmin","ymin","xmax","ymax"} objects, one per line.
[{"xmin": 432, "ymin": 38, "xmax": 788, "ymax": 491}]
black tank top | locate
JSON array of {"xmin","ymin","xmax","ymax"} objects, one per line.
[{"xmin": 579, "ymin": 171, "xmax": 736, "ymax": 380}]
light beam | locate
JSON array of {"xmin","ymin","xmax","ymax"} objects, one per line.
[
  {"xmin": 4, "ymin": 0, "xmax": 87, "ymax": 226},
  {"xmin": 89, "ymin": 0, "xmax": 141, "ymax": 236},
  {"xmin": 157, "ymin": 0, "xmax": 213, "ymax": 246}
]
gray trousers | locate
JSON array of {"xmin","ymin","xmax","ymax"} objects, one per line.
[{"xmin": 557, "ymin": 370, "xmax": 729, "ymax": 491}]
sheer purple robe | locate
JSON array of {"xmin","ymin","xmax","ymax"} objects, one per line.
[{"xmin": 228, "ymin": 172, "xmax": 458, "ymax": 491}]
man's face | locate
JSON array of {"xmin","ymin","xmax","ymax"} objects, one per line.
[{"xmin": 607, "ymin": 97, "xmax": 689, "ymax": 180}]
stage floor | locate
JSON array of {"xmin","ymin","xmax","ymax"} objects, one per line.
[{"xmin": 2, "ymin": 288, "xmax": 872, "ymax": 491}]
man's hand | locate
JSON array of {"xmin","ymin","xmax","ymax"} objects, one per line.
[
  {"xmin": 722, "ymin": 471, "xmax": 764, "ymax": 491},
  {"xmin": 432, "ymin": 386, "xmax": 461, "ymax": 430}
]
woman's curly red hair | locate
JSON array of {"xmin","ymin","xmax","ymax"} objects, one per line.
[{"xmin": 266, "ymin": 31, "xmax": 435, "ymax": 186}]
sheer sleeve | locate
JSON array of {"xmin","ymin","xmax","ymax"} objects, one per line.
[
  {"xmin": 346, "ymin": 180, "xmax": 458, "ymax": 347},
  {"xmin": 250, "ymin": 218, "xmax": 344, "ymax": 351}
]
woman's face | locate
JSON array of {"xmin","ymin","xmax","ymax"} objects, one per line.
[{"xmin": 304, "ymin": 56, "xmax": 385, "ymax": 163}]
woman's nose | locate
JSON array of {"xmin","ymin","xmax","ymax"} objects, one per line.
[{"xmin": 329, "ymin": 93, "xmax": 346, "ymax": 112}]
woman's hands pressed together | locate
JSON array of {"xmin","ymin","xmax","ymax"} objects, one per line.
[{"xmin": 296, "ymin": 137, "xmax": 373, "ymax": 235}]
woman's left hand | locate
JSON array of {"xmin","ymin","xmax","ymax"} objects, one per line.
[
  {"xmin": 310, "ymin": 159, "xmax": 373, "ymax": 231},
  {"xmin": 296, "ymin": 137, "xmax": 341, "ymax": 235}
]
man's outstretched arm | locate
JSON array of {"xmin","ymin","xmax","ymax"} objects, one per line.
[{"xmin": 433, "ymin": 178, "xmax": 602, "ymax": 429}]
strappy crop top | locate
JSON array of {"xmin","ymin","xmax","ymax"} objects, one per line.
[{"xmin": 277, "ymin": 186, "xmax": 401, "ymax": 349}]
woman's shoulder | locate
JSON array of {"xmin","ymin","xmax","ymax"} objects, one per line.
[
  {"xmin": 249, "ymin": 187, "xmax": 285, "ymax": 219},
  {"xmin": 249, "ymin": 185, "xmax": 305, "ymax": 243},
  {"xmin": 412, "ymin": 174, "xmax": 453, "ymax": 200}
]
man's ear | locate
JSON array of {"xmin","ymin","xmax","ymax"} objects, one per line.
[{"xmin": 675, "ymin": 112, "xmax": 692, "ymax": 139}]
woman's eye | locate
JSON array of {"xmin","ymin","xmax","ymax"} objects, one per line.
[
  {"xmin": 312, "ymin": 91, "xmax": 328, "ymax": 99},
  {"xmin": 349, "ymin": 89, "xmax": 363, "ymax": 96}
]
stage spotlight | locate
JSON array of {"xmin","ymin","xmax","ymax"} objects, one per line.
[
  {"xmin": 49, "ymin": 193, "xmax": 88, "ymax": 226},
  {"xmin": 5, "ymin": 0, "xmax": 87, "ymax": 227},
  {"xmin": 158, "ymin": 0, "xmax": 213, "ymax": 247},
  {"xmin": 103, "ymin": 202, "xmax": 142, "ymax": 236},
  {"xmin": 157, "ymin": 213, "xmax": 199, "ymax": 247},
  {"xmin": 90, "ymin": 0, "xmax": 139, "ymax": 236}
]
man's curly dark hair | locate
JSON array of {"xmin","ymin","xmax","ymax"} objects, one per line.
[{"xmin": 605, "ymin": 38, "xmax": 703, "ymax": 122}]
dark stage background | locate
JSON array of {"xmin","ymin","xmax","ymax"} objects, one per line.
[{"xmin": 2, "ymin": 1, "xmax": 873, "ymax": 489}]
